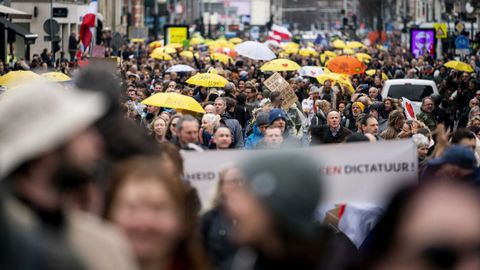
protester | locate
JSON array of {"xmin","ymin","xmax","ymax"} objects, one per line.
[
  {"xmin": 311, "ymin": 110, "xmax": 353, "ymax": 144},
  {"xmin": 200, "ymin": 113, "xmax": 220, "ymax": 148},
  {"xmin": 380, "ymin": 110, "xmax": 405, "ymax": 140},
  {"xmin": 211, "ymin": 125, "xmax": 234, "ymax": 150},
  {"xmin": 106, "ymin": 156, "xmax": 209, "ymax": 270},
  {"xmin": 175, "ymin": 115, "xmax": 204, "ymax": 151},
  {"xmin": 150, "ymin": 116, "xmax": 168, "ymax": 143},
  {"xmin": 227, "ymin": 152, "xmax": 335, "ymax": 270},
  {"xmin": 245, "ymin": 112, "xmax": 269, "ymax": 149},
  {"xmin": 416, "ymin": 97, "xmax": 437, "ymax": 132},
  {"xmin": 214, "ymin": 97, "xmax": 244, "ymax": 148}
]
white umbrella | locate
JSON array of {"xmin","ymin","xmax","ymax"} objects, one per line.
[
  {"xmin": 166, "ymin": 64, "xmax": 196, "ymax": 73},
  {"xmin": 235, "ymin": 41, "xmax": 276, "ymax": 61},
  {"xmin": 298, "ymin": 66, "xmax": 327, "ymax": 78}
]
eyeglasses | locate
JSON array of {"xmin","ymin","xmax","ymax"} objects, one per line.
[{"xmin": 419, "ymin": 243, "xmax": 480, "ymax": 269}]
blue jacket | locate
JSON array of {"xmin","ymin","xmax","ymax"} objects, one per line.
[{"xmin": 245, "ymin": 124, "xmax": 264, "ymax": 149}]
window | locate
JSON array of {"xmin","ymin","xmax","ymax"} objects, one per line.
[{"xmin": 387, "ymin": 84, "xmax": 434, "ymax": 101}]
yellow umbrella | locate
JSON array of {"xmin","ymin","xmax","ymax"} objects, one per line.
[
  {"xmin": 152, "ymin": 47, "xmax": 176, "ymax": 54},
  {"xmin": 204, "ymin": 39, "xmax": 215, "ymax": 45},
  {"xmin": 229, "ymin": 37, "xmax": 243, "ymax": 44},
  {"xmin": 0, "ymin": 70, "xmax": 44, "ymax": 88},
  {"xmin": 444, "ymin": 60, "xmax": 474, "ymax": 73},
  {"xmin": 324, "ymin": 51, "xmax": 337, "ymax": 58},
  {"xmin": 284, "ymin": 47, "xmax": 299, "ymax": 55},
  {"xmin": 166, "ymin": 43, "xmax": 183, "ymax": 49},
  {"xmin": 211, "ymin": 53, "xmax": 233, "ymax": 64},
  {"xmin": 366, "ymin": 69, "xmax": 389, "ymax": 80},
  {"xmin": 141, "ymin": 93, "xmax": 205, "ymax": 113},
  {"xmin": 332, "ymin": 39, "xmax": 346, "ymax": 49},
  {"xmin": 260, "ymin": 59, "xmax": 301, "ymax": 71},
  {"xmin": 190, "ymin": 37, "xmax": 203, "ymax": 45},
  {"xmin": 316, "ymin": 73, "xmax": 354, "ymax": 94},
  {"xmin": 149, "ymin": 40, "xmax": 163, "ymax": 49},
  {"xmin": 186, "ymin": 73, "xmax": 229, "ymax": 87},
  {"xmin": 346, "ymin": 41, "xmax": 366, "ymax": 49},
  {"xmin": 307, "ymin": 42, "xmax": 314, "ymax": 47},
  {"xmin": 42, "ymin": 72, "xmax": 71, "ymax": 82},
  {"xmin": 342, "ymin": 48, "xmax": 355, "ymax": 55},
  {"xmin": 180, "ymin": 51, "xmax": 199, "ymax": 59},
  {"xmin": 299, "ymin": 47, "xmax": 318, "ymax": 57},
  {"xmin": 355, "ymin": 53, "xmax": 372, "ymax": 62},
  {"xmin": 150, "ymin": 51, "xmax": 173, "ymax": 61}
]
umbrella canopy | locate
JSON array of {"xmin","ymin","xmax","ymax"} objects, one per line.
[
  {"xmin": 260, "ymin": 59, "xmax": 301, "ymax": 71},
  {"xmin": 235, "ymin": 41, "xmax": 276, "ymax": 61},
  {"xmin": 229, "ymin": 37, "xmax": 243, "ymax": 44},
  {"xmin": 166, "ymin": 43, "xmax": 183, "ymax": 49},
  {"xmin": 179, "ymin": 51, "xmax": 199, "ymax": 59},
  {"xmin": 211, "ymin": 53, "xmax": 233, "ymax": 64},
  {"xmin": 0, "ymin": 70, "xmax": 44, "ymax": 88},
  {"xmin": 324, "ymin": 51, "xmax": 338, "ymax": 58},
  {"xmin": 186, "ymin": 73, "xmax": 228, "ymax": 87},
  {"xmin": 444, "ymin": 60, "xmax": 474, "ymax": 73},
  {"xmin": 148, "ymin": 40, "xmax": 163, "ymax": 49},
  {"xmin": 42, "ymin": 72, "xmax": 71, "ymax": 82},
  {"xmin": 346, "ymin": 41, "xmax": 367, "ymax": 49},
  {"xmin": 141, "ymin": 93, "xmax": 205, "ymax": 113},
  {"xmin": 342, "ymin": 48, "xmax": 355, "ymax": 55},
  {"xmin": 190, "ymin": 37, "xmax": 203, "ymax": 45},
  {"xmin": 332, "ymin": 39, "xmax": 346, "ymax": 49},
  {"xmin": 298, "ymin": 66, "xmax": 328, "ymax": 78},
  {"xmin": 355, "ymin": 53, "xmax": 372, "ymax": 62},
  {"xmin": 316, "ymin": 73, "xmax": 354, "ymax": 94},
  {"xmin": 299, "ymin": 47, "xmax": 318, "ymax": 57},
  {"xmin": 326, "ymin": 55, "xmax": 366, "ymax": 75},
  {"xmin": 150, "ymin": 51, "xmax": 172, "ymax": 61},
  {"xmin": 366, "ymin": 69, "xmax": 389, "ymax": 80},
  {"xmin": 152, "ymin": 47, "xmax": 176, "ymax": 54},
  {"xmin": 166, "ymin": 65, "xmax": 196, "ymax": 73}
]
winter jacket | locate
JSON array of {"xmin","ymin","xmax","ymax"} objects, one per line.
[
  {"xmin": 416, "ymin": 110, "xmax": 437, "ymax": 131},
  {"xmin": 245, "ymin": 124, "xmax": 264, "ymax": 150},
  {"xmin": 221, "ymin": 113, "xmax": 245, "ymax": 148}
]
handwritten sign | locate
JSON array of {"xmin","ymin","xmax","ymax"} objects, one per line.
[{"xmin": 264, "ymin": 72, "xmax": 299, "ymax": 110}]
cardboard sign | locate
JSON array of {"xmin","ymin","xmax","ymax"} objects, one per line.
[
  {"xmin": 183, "ymin": 140, "xmax": 418, "ymax": 210},
  {"xmin": 263, "ymin": 72, "xmax": 298, "ymax": 110},
  {"xmin": 164, "ymin": 25, "xmax": 189, "ymax": 45}
]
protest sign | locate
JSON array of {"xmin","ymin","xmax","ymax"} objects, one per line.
[
  {"xmin": 164, "ymin": 25, "xmax": 189, "ymax": 45},
  {"xmin": 183, "ymin": 140, "xmax": 418, "ymax": 210},
  {"xmin": 263, "ymin": 72, "xmax": 298, "ymax": 110}
]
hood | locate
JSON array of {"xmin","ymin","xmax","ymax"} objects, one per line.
[{"xmin": 253, "ymin": 124, "xmax": 263, "ymax": 135}]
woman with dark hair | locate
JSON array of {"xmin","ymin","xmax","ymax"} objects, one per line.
[
  {"xmin": 105, "ymin": 156, "xmax": 209, "ymax": 270},
  {"xmin": 166, "ymin": 114, "xmax": 181, "ymax": 143},
  {"xmin": 352, "ymin": 181, "xmax": 480, "ymax": 270}
]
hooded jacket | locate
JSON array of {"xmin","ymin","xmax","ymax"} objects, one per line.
[
  {"xmin": 245, "ymin": 124, "xmax": 264, "ymax": 150},
  {"xmin": 221, "ymin": 113, "xmax": 245, "ymax": 148}
]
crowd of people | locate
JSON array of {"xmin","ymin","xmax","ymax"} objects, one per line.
[{"xmin": 1, "ymin": 30, "xmax": 480, "ymax": 270}]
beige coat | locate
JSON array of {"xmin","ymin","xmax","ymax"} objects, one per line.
[{"xmin": 4, "ymin": 197, "xmax": 139, "ymax": 270}]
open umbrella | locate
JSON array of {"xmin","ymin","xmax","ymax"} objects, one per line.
[
  {"xmin": 332, "ymin": 39, "xmax": 346, "ymax": 49},
  {"xmin": 150, "ymin": 51, "xmax": 172, "ymax": 61},
  {"xmin": 260, "ymin": 59, "xmax": 301, "ymax": 72},
  {"xmin": 346, "ymin": 41, "xmax": 367, "ymax": 49},
  {"xmin": 355, "ymin": 53, "xmax": 372, "ymax": 62},
  {"xmin": 235, "ymin": 41, "xmax": 276, "ymax": 61},
  {"xmin": 316, "ymin": 73, "xmax": 354, "ymax": 94},
  {"xmin": 298, "ymin": 66, "xmax": 328, "ymax": 78},
  {"xmin": 366, "ymin": 69, "xmax": 389, "ymax": 80},
  {"xmin": 148, "ymin": 40, "xmax": 163, "ymax": 49},
  {"xmin": 166, "ymin": 43, "xmax": 183, "ymax": 49},
  {"xmin": 186, "ymin": 73, "xmax": 228, "ymax": 88},
  {"xmin": 141, "ymin": 93, "xmax": 205, "ymax": 113},
  {"xmin": 229, "ymin": 37, "xmax": 243, "ymax": 44},
  {"xmin": 326, "ymin": 55, "xmax": 366, "ymax": 75},
  {"xmin": 299, "ymin": 47, "xmax": 318, "ymax": 57},
  {"xmin": 166, "ymin": 65, "xmax": 196, "ymax": 73},
  {"xmin": 211, "ymin": 53, "xmax": 233, "ymax": 64},
  {"xmin": 179, "ymin": 51, "xmax": 199, "ymax": 59},
  {"xmin": 0, "ymin": 70, "xmax": 44, "ymax": 88},
  {"xmin": 342, "ymin": 48, "xmax": 355, "ymax": 55},
  {"xmin": 152, "ymin": 47, "xmax": 176, "ymax": 54},
  {"xmin": 444, "ymin": 60, "xmax": 474, "ymax": 73},
  {"xmin": 42, "ymin": 72, "xmax": 71, "ymax": 82}
]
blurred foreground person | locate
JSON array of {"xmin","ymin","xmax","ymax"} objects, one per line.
[
  {"xmin": 201, "ymin": 165, "xmax": 239, "ymax": 270},
  {"xmin": 0, "ymin": 83, "xmax": 137, "ymax": 270},
  {"xmin": 355, "ymin": 181, "xmax": 480, "ymax": 270},
  {"xmin": 227, "ymin": 152, "xmax": 337, "ymax": 270},
  {"xmin": 106, "ymin": 156, "xmax": 209, "ymax": 270}
]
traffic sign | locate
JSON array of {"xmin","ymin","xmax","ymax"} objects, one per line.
[
  {"xmin": 455, "ymin": 22, "xmax": 465, "ymax": 34},
  {"xmin": 43, "ymin": 19, "xmax": 60, "ymax": 36},
  {"xmin": 455, "ymin": 35, "xmax": 470, "ymax": 49},
  {"xmin": 433, "ymin": 23, "xmax": 447, "ymax": 39}
]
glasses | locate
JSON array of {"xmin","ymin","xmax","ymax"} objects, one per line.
[{"xmin": 419, "ymin": 243, "xmax": 480, "ymax": 269}]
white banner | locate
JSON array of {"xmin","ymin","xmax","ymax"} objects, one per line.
[{"xmin": 183, "ymin": 140, "xmax": 418, "ymax": 210}]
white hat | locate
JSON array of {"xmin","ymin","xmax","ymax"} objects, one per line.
[{"xmin": 0, "ymin": 83, "xmax": 106, "ymax": 179}]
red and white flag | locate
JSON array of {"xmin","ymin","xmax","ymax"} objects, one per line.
[
  {"xmin": 77, "ymin": 0, "xmax": 97, "ymax": 59},
  {"xmin": 272, "ymin": 24, "xmax": 292, "ymax": 40},
  {"xmin": 267, "ymin": 32, "xmax": 281, "ymax": 44},
  {"xmin": 402, "ymin": 97, "xmax": 417, "ymax": 120}
]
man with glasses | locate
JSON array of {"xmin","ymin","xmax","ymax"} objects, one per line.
[{"xmin": 244, "ymin": 82, "xmax": 259, "ymax": 114}]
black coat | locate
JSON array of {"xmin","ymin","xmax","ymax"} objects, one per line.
[{"xmin": 310, "ymin": 125, "xmax": 352, "ymax": 145}]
